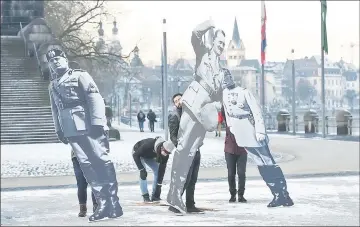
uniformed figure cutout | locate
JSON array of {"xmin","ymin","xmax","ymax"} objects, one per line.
[
  {"xmin": 222, "ymin": 69, "xmax": 294, "ymax": 208},
  {"xmin": 167, "ymin": 19, "xmax": 225, "ymax": 214},
  {"xmin": 47, "ymin": 49, "xmax": 123, "ymax": 222}
]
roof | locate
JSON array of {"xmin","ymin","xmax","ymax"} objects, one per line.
[
  {"xmin": 231, "ymin": 17, "xmax": 241, "ymax": 48},
  {"xmin": 172, "ymin": 58, "xmax": 194, "ymax": 71},
  {"xmin": 343, "ymin": 71, "xmax": 358, "ymax": 81},
  {"xmin": 238, "ymin": 59, "xmax": 261, "ymax": 71},
  {"xmin": 130, "ymin": 55, "xmax": 144, "ymax": 68}
]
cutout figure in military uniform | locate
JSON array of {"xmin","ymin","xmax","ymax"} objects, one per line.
[
  {"xmin": 47, "ymin": 49, "xmax": 123, "ymax": 222},
  {"xmin": 167, "ymin": 19, "xmax": 225, "ymax": 214},
  {"xmin": 222, "ymin": 69, "xmax": 294, "ymax": 208}
]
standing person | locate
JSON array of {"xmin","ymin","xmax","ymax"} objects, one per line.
[
  {"xmin": 132, "ymin": 137, "xmax": 175, "ymax": 202},
  {"xmin": 221, "ymin": 106, "xmax": 248, "ymax": 203},
  {"xmin": 147, "ymin": 109, "xmax": 157, "ymax": 132},
  {"xmin": 47, "ymin": 48, "xmax": 123, "ymax": 222},
  {"xmin": 71, "ymin": 149, "xmax": 98, "ymax": 217},
  {"xmin": 167, "ymin": 19, "xmax": 226, "ymax": 214},
  {"xmin": 168, "ymin": 93, "xmax": 202, "ymax": 213},
  {"xmin": 104, "ymin": 100, "xmax": 113, "ymax": 128},
  {"xmin": 222, "ymin": 69, "xmax": 294, "ymax": 208},
  {"xmin": 137, "ymin": 110, "xmax": 146, "ymax": 132},
  {"xmin": 216, "ymin": 111, "xmax": 223, "ymax": 137}
]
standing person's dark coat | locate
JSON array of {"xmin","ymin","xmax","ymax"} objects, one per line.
[
  {"xmin": 137, "ymin": 111, "xmax": 146, "ymax": 132},
  {"xmin": 147, "ymin": 109, "xmax": 156, "ymax": 132}
]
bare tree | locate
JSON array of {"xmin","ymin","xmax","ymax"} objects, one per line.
[{"xmin": 44, "ymin": 0, "xmax": 141, "ymax": 98}]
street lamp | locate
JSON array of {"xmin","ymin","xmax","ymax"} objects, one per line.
[
  {"xmin": 177, "ymin": 80, "xmax": 181, "ymax": 93},
  {"xmin": 291, "ymin": 49, "xmax": 296, "ymax": 135},
  {"xmin": 162, "ymin": 18, "xmax": 169, "ymax": 140}
]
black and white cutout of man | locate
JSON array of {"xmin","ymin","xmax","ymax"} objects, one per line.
[
  {"xmin": 222, "ymin": 69, "xmax": 294, "ymax": 208},
  {"xmin": 167, "ymin": 19, "xmax": 225, "ymax": 214},
  {"xmin": 47, "ymin": 49, "xmax": 123, "ymax": 222}
]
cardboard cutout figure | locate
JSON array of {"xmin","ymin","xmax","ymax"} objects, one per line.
[
  {"xmin": 166, "ymin": 19, "xmax": 225, "ymax": 214},
  {"xmin": 222, "ymin": 70, "xmax": 294, "ymax": 208},
  {"xmin": 47, "ymin": 49, "xmax": 123, "ymax": 222}
]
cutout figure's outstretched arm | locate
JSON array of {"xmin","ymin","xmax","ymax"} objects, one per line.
[{"xmin": 191, "ymin": 20, "xmax": 215, "ymax": 57}]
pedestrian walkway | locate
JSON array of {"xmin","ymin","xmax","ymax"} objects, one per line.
[{"xmin": 1, "ymin": 176, "xmax": 359, "ymax": 226}]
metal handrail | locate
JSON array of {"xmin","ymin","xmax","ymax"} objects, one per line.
[
  {"xmin": 19, "ymin": 22, "xmax": 27, "ymax": 56},
  {"xmin": 33, "ymin": 42, "xmax": 43, "ymax": 76}
]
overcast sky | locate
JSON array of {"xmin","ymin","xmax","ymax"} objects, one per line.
[{"xmin": 101, "ymin": 1, "xmax": 359, "ymax": 67}]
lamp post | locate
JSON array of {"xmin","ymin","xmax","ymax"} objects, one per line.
[
  {"xmin": 291, "ymin": 49, "xmax": 296, "ymax": 135},
  {"xmin": 162, "ymin": 18, "xmax": 169, "ymax": 140},
  {"xmin": 177, "ymin": 80, "xmax": 181, "ymax": 93}
]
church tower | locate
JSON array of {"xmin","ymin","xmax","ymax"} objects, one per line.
[{"xmin": 226, "ymin": 17, "xmax": 246, "ymax": 68}]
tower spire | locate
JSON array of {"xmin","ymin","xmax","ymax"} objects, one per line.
[{"xmin": 232, "ymin": 17, "xmax": 241, "ymax": 48}]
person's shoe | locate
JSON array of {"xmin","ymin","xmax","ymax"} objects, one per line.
[
  {"xmin": 78, "ymin": 204, "xmax": 87, "ymax": 217},
  {"xmin": 229, "ymin": 194, "xmax": 236, "ymax": 203},
  {"xmin": 187, "ymin": 205, "xmax": 202, "ymax": 213},
  {"xmin": 143, "ymin": 193, "xmax": 151, "ymax": 203},
  {"xmin": 151, "ymin": 197, "xmax": 161, "ymax": 202},
  {"xmin": 238, "ymin": 195, "xmax": 247, "ymax": 203}
]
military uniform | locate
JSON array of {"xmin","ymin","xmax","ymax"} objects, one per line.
[
  {"xmin": 167, "ymin": 20, "xmax": 223, "ymax": 213},
  {"xmin": 222, "ymin": 85, "xmax": 294, "ymax": 208},
  {"xmin": 47, "ymin": 49, "xmax": 123, "ymax": 221}
]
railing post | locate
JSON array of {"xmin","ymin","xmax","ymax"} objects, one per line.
[{"xmin": 19, "ymin": 22, "xmax": 27, "ymax": 57}]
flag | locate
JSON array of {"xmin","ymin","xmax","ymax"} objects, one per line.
[
  {"xmin": 321, "ymin": 0, "xmax": 328, "ymax": 54},
  {"xmin": 261, "ymin": 1, "xmax": 267, "ymax": 65}
]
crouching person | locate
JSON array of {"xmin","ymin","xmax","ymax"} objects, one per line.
[{"xmin": 132, "ymin": 137, "xmax": 175, "ymax": 202}]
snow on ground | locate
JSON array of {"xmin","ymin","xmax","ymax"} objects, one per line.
[
  {"xmin": 1, "ymin": 176, "xmax": 359, "ymax": 226},
  {"xmin": 1, "ymin": 130, "xmax": 284, "ymax": 178}
]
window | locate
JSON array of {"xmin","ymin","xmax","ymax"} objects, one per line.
[
  {"xmin": 314, "ymin": 79, "xmax": 317, "ymax": 85},
  {"xmin": 234, "ymin": 56, "xmax": 237, "ymax": 59},
  {"xmin": 229, "ymin": 56, "xmax": 233, "ymax": 59}
]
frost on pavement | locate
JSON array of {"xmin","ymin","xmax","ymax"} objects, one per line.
[
  {"xmin": 1, "ymin": 176, "xmax": 359, "ymax": 226},
  {"xmin": 0, "ymin": 131, "xmax": 286, "ymax": 178}
]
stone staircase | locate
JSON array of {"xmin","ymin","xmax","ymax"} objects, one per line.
[{"xmin": 1, "ymin": 36, "xmax": 59, "ymax": 144}]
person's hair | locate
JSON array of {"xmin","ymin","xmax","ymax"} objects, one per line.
[
  {"xmin": 214, "ymin": 29, "xmax": 226, "ymax": 39},
  {"xmin": 172, "ymin": 93, "xmax": 183, "ymax": 103}
]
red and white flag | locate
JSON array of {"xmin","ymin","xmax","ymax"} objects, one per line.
[{"xmin": 261, "ymin": 1, "xmax": 267, "ymax": 65}]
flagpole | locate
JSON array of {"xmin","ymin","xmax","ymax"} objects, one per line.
[
  {"xmin": 261, "ymin": 64, "xmax": 265, "ymax": 113},
  {"xmin": 321, "ymin": 1, "xmax": 326, "ymax": 138}
]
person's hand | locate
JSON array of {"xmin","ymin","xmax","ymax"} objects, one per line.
[
  {"xmin": 208, "ymin": 18, "xmax": 215, "ymax": 29},
  {"xmin": 56, "ymin": 131, "xmax": 68, "ymax": 144},
  {"xmin": 140, "ymin": 169, "xmax": 147, "ymax": 180},
  {"xmin": 256, "ymin": 133, "xmax": 266, "ymax": 142}
]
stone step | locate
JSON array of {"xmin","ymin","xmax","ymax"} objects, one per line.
[
  {"xmin": 0, "ymin": 131, "xmax": 57, "ymax": 137},
  {"xmin": 0, "ymin": 95, "xmax": 48, "ymax": 100},
  {"xmin": 0, "ymin": 106, "xmax": 51, "ymax": 111},
  {"xmin": 1, "ymin": 121, "xmax": 54, "ymax": 127},
  {"xmin": 0, "ymin": 137, "xmax": 60, "ymax": 145},
  {"xmin": 0, "ymin": 79, "xmax": 47, "ymax": 83},
  {"xmin": 0, "ymin": 91, "xmax": 48, "ymax": 96},
  {"xmin": 1, "ymin": 127, "xmax": 55, "ymax": 133},
  {"xmin": 1, "ymin": 122, "xmax": 55, "ymax": 128},
  {"xmin": 1, "ymin": 118, "xmax": 54, "ymax": 124},
  {"xmin": 1, "ymin": 84, "xmax": 48, "ymax": 89},
  {"xmin": 0, "ymin": 112, "xmax": 52, "ymax": 117},
  {"xmin": 1, "ymin": 128, "xmax": 56, "ymax": 134},
  {"xmin": 0, "ymin": 114, "xmax": 52, "ymax": 119},
  {"xmin": 1, "ymin": 98, "xmax": 48, "ymax": 102}
]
